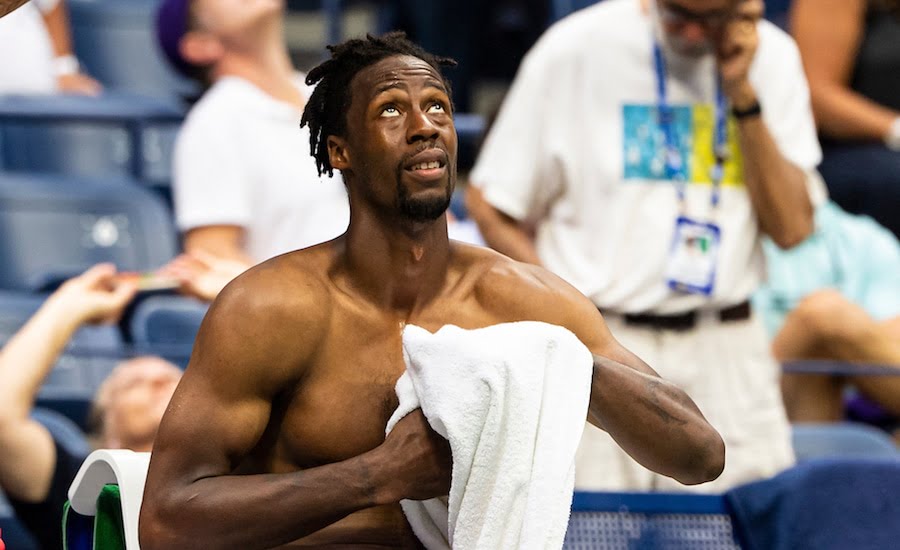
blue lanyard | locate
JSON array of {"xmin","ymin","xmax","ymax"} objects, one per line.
[{"xmin": 652, "ymin": 41, "xmax": 727, "ymax": 209}]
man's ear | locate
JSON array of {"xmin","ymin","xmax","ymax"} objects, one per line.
[
  {"xmin": 179, "ymin": 31, "xmax": 224, "ymax": 67},
  {"xmin": 327, "ymin": 135, "xmax": 350, "ymax": 171}
]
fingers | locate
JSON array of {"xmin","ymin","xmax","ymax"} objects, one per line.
[{"xmin": 67, "ymin": 263, "xmax": 117, "ymax": 291}]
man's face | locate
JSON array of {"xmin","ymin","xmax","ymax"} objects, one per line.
[
  {"xmin": 102, "ymin": 358, "xmax": 182, "ymax": 451},
  {"xmin": 655, "ymin": 0, "xmax": 737, "ymax": 56},
  {"xmin": 191, "ymin": 0, "xmax": 283, "ymax": 40},
  {"xmin": 336, "ymin": 55, "xmax": 458, "ymax": 223}
]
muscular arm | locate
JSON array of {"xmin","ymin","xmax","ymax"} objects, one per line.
[
  {"xmin": 465, "ymin": 185, "xmax": 542, "ymax": 265},
  {"xmin": 791, "ymin": 0, "xmax": 898, "ymax": 141},
  {"xmin": 489, "ymin": 262, "xmax": 725, "ymax": 485},
  {"xmin": 579, "ymin": 311, "xmax": 724, "ymax": 485},
  {"xmin": 140, "ymin": 268, "xmax": 444, "ymax": 549}
]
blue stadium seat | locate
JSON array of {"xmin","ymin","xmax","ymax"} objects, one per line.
[
  {"xmin": 0, "ymin": 174, "xmax": 178, "ymax": 292},
  {"xmin": 130, "ymin": 295, "xmax": 208, "ymax": 367},
  {"xmin": 726, "ymin": 458, "xmax": 900, "ymax": 550},
  {"xmin": 0, "ymin": 92, "xmax": 184, "ymax": 188},
  {"xmin": 564, "ymin": 491, "xmax": 740, "ymax": 549},
  {"xmin": 792, "ymin": 422, "xmax": 899, "ymax": 462},
  {"xmin": 69, "ymin": 0, "xmax": 197, "ymax": 99}
]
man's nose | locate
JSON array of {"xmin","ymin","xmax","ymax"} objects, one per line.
[{"xmin": 407, "ymin": 107, "xmax": 439, "ymax": 143}]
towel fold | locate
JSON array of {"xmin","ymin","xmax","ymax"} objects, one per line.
[{"xmin": 385, "ymin": 322, "xmax": 594, "ymax": 549}]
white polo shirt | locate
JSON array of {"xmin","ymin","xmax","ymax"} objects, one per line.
[
  {"xmin": 0, "ymin": 0, "xmax": 59, "ymax": 94},
  {"xmin": 472, "ymin": 0, "xmax": 823, "ymax": 315},
  {"xmin": 174, "ymin": 75, "xmax": 350, "ymax": 263}
]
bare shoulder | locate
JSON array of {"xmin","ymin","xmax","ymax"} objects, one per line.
[
  {"xmin": 189, "ymin": 244, "xmax": 336, "ymax": 388},
  {"xmin": 459, "ymin": 245, "xmax": 606, "ymax": 345}
]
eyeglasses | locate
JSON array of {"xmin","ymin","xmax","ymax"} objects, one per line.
[{"xmin": 657, "ymin": 1, "xmax": 736, "ymax": 29}]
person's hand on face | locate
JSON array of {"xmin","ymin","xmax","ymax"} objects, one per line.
[
  {"xmin": 715, "ymin": 0, "xmax": 763, "ymax": 106},
  {"xmin": 380, "ymin": 409, "xmax": 452, "ymax": 502},
  {"xmin": 50, "ymin": 263, "xmax": 139, "ymax": 325},
  {"xmin": 57, "ymin": 72, "xmax": 103, "ymax": 96}
]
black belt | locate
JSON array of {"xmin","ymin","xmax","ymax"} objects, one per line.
[{"xmin": 613, "ymin": 300, "xmax": 751, "ymax": 332}]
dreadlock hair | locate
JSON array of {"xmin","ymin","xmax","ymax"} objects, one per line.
[{"xmin": 300, "ymin": 31, "xmax": 457, "ymax": 177}]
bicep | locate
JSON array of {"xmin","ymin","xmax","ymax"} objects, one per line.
[
  {"xmin": 147, "ymin": 289, "xmax": 309, "ymax": 488},
  {"xmin": 149, "ymin": 368, "xmax": 272, "ymax": 484}
]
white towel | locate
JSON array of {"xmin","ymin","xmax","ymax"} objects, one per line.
[{"xmin": 385, "ymin": 322, "xmax": 594, "ymax": 550}]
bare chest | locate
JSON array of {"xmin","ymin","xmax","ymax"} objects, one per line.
[{"xmin": 269, "ymin": 296, "xmax": 501, "ymax": 470}]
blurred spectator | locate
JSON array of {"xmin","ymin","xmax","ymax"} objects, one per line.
[
  {"xmin": 0, "ymin": 264, "xmax": 182, "ymax": 549},
  {"xmin": 0, "ymin": 0, "xmax": 101, "ymax": 94},
  {"xmin": 791, "ymin": 0, "xmax": 900, "ymax": 236},
  {"xmin": 156, "ymin": 0, "xmax": 349, "ymax": 300},
  {"xmin": 468, "ymin": 0, "xmax": 822, "ymax": 492},
  {"xmin": 754, "ymin": 201, "xmax": 900, "ymax": 425}
]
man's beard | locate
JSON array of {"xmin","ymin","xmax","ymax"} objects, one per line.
[{"xmin": 396, "ymin": 177, "xmax": 453, "ymax": 223}]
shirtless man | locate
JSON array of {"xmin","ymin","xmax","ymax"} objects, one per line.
[{"xmin": 139, "ymin": 33, "xmax": 725, "ymax": 549}]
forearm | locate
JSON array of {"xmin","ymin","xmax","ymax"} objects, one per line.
[
  {"xmin": 141, "ymin": 451, "xmax": 391, "ymax": 549},
  {"xmin": 41, "ymin": 1, "xmax": 75, "ymax": 57},
  {"xmin": 587, "ymin": 355, "xmax": 725, "ymax": 485},
  {"xmin": 734, "ymin": 90, "xmax": 814, "ymax": 248},
  {"xmin": 811, "ymin": 83, "xmax": 898, "ymax": 141},
  {"xmin": 466, "ymin": 188, "xmax": 542, "ymax": 264},
  {"xmin": 0, "ymin": 297, "xmax": 80, "ymax": 420}
]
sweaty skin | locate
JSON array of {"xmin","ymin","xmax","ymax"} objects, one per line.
[{"xmin": 140, "ymin": 54, "xmax": 724, "ymax": 549}]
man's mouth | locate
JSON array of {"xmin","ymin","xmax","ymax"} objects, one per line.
[
  {"xmin": 403, "ymin": 149, "xmax": 449, "ymax": 182},
  {"xmin": 409, "ymin": 160, "xmax": 444, "ymax": 171}
]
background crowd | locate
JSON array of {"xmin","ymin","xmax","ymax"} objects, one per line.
[{"xmin": 0, "ymin": 0, "xmax": 897, "ymax": 548}]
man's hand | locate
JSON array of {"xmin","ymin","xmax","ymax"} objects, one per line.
[
  {"xmin": 716, "ymin": 0, "xmax": 763, "ymax": 109},
  {"xmin": 376, "ymin": 410, "xmax": 452, "ymax": 502},
  {"xmin": 57, "ymin": 72, "xmax": 102, "ymax": 96},
  {"xmin": 48, "ymin": 263, "xmax": 138, "ymax": 325}
]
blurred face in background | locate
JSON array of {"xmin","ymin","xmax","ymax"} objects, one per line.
[
  {"xmin": 94, "ymin": 357, "xmax": 182, "ymax": 451},
  {"xmin": 654, "ymin": 0, "xmax": 739, "ymax": 57}
]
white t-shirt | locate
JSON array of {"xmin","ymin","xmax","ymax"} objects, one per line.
[
  {"xmin": 0, "ymin": 0, "xmax": 59, "ymax": 94},
  {"xmin": 173, "ymin": 75, "xmax": 350, "ymax": 263},
  {"xmin": 472, "ymin": 0, "xmax": 823, "ymax": 314}
]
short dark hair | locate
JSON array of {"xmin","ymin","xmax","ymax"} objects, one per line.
[{"xmin": 300, "ymin": 31, "xmax": 456, "ymax": 177}]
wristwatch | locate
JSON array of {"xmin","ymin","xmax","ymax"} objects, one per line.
[
  {"xmin": 886, "ymin": 117, "xmax": 900, "ymax": 152},
  {"xmin": 731, "ymin": 100, "xmax": 762, "ymax": 120}
]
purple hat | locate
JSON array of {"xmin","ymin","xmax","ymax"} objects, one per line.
[{"xmin": 156, "ymin": 0, "xmax": 195, "ymax": 77}]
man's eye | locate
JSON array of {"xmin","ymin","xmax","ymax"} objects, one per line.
[
  {"xmin": 381, "ymin": 105, "xmax": 400, "ymax": 117},
  {"xmin": 427, "ymin": 103, "xmax": 446, "ymax": 113}
]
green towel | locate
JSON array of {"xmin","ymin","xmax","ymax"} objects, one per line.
[{"xmin": 62, "ymin": 484, "xmax": 127, "ymax": 550}]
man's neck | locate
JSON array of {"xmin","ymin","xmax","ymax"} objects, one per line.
[
  {"xmin": 212, "ymin": 23, "xmax": 304, "ymax": 109},
  {"xmin": 341, "ymin": 207, "xmax": 452, "ymax": 317}
]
